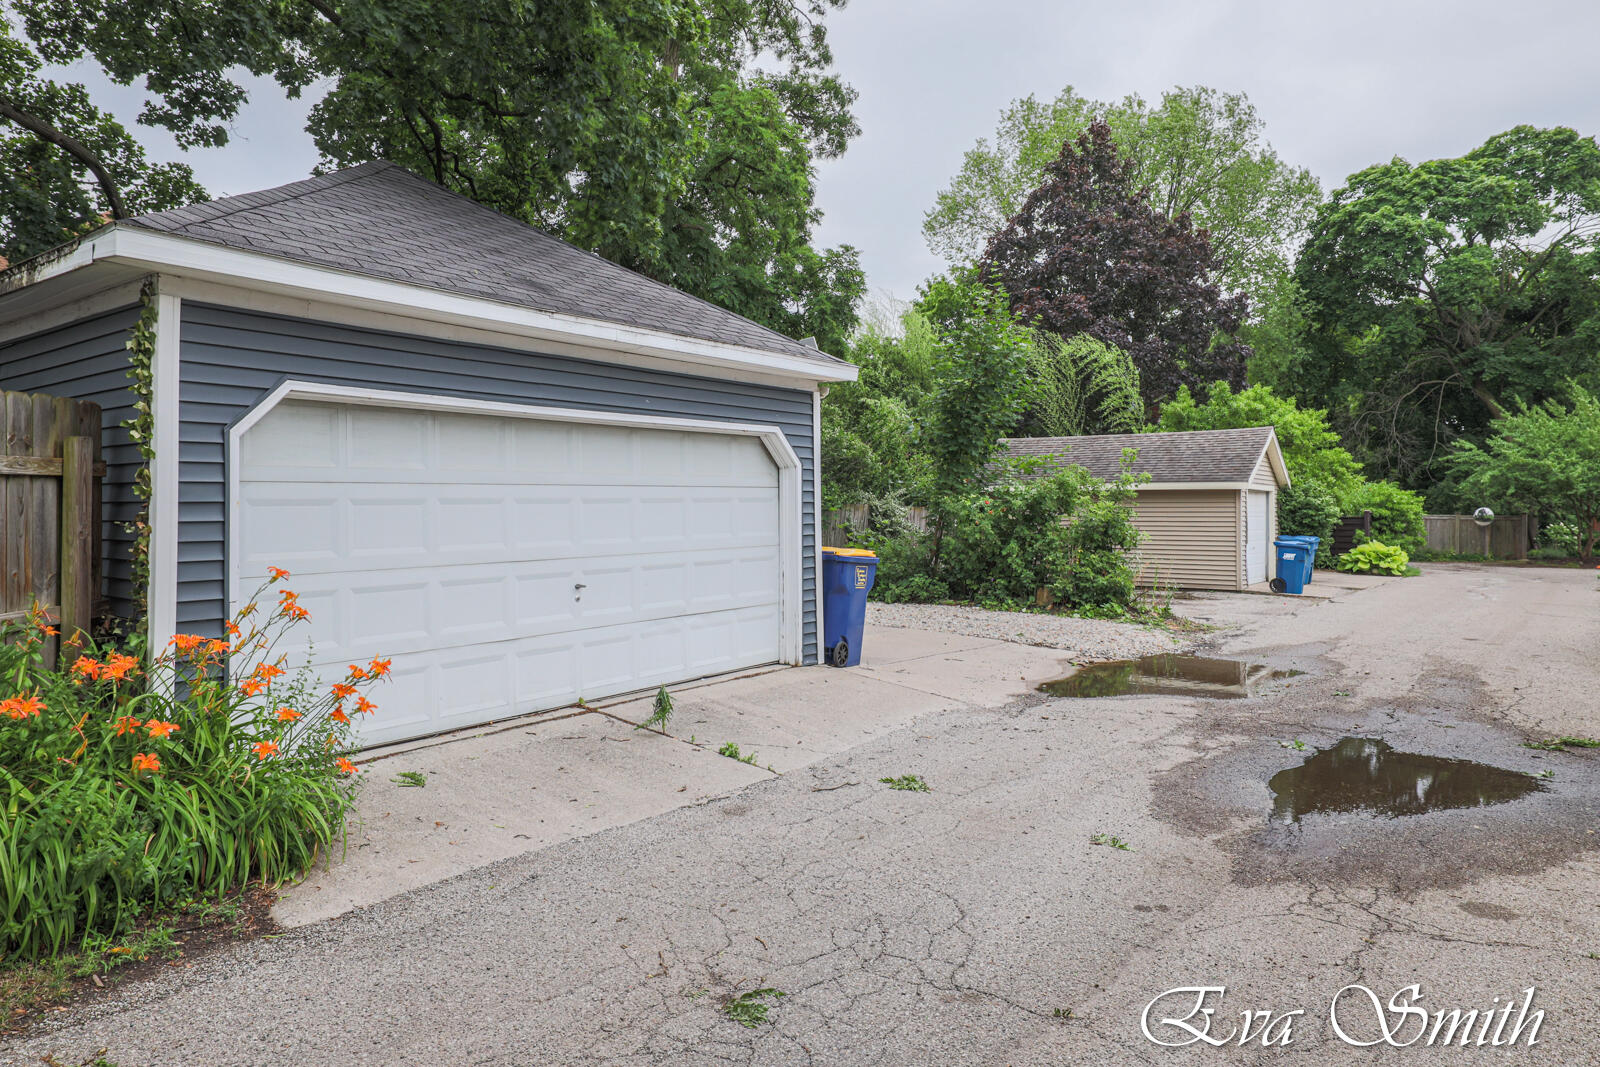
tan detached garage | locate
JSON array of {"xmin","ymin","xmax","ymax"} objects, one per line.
[{"xmin": 999, "ymin": 427, "xmax": 1290, "ymax": 592}]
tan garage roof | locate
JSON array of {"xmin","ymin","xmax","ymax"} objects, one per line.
[{"xmin": 999, "ymin": 427, "xmax": 1287, "ymax": 488}]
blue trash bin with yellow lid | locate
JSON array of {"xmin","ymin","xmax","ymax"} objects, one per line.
[{"xmin": 821, "ymin": 547, "xmax": 877, "ymax": 666}]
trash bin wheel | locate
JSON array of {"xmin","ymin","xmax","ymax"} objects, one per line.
[
  {"xmin": 830, "ymin": 638, "xmax": 850, "ymax": 667},
  {"xmin": 1269, "ymin": 577, "xmax": 1287, "ymax": 593}
]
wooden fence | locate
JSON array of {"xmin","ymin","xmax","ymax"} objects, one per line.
[
  {"xmin": 1423, "ymin": 513, "xmax": 1530, "ymax": 560},
  {"xmin": 1, "ymin": 390, "xmax": 105, "ymax": 656},
  {"xmin": 1331, "ymin": 511, "xmax": 1372, "ymax": 557},
  {"xmin": 821, "ymin": 505, "xmax": 929, "ymax": 547}
]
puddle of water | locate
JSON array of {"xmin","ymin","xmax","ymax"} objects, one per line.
[
  {"xmin": 1269, "ymin": 737, "xmax": 1546, "ymax": 822},
  {"xmin": 1037, "ymin": 654, "xmax": 1303, "ymax": 699}
]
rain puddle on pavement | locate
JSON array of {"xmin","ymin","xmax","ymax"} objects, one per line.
[
  {"xmin": 1037, "ymin": 654, "xmax": 1303, "ymax": 699},
  {"xmin": 1269, "ymin": 737, "xmax": 1546, "ymax": 822}
]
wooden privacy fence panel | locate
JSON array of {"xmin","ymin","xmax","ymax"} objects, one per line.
[
  {"xmin": 1423, "ymin": 514, "xmax": 1530, "ymax": 560},
  {"xmin": 0, "ymin": 390, "xmax": 105, "ymax": 649},
  {"xmin": 821, "ymin": 505, "xmax": 930, "ymax": 546},
  {"xmin": 1331, "ymin": 511, "xmax": 1372, "ymax": 556}
]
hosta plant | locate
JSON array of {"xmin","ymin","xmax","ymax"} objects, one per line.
[
  {"xmin": 0, "ymin": 570, "xmax": 389, "ymax": 958},
  {"xmin": 1334, "ymin": 541, "xmax": 1410, "ymax": 576}
]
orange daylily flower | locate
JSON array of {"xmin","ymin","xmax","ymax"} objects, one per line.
[
  {"xmin": 267, "ymin": 566, "xmax": 291, "ymax": 581},
  {"xmin": 331, "ymin": 682, "xmax": 358, "ymax": 700},
  {"xmin": 329, "ymin": 705, "xmax": 350, "ymax": 724},
  {"xmin": 203, "ymin": 639, "xmax": 231, "ymax": 657},
  {"xmin": 239, "ymin": 678, "xmax": 266, "ymax": 698},
  {"xmin": 171, "ymin": 633, "xmax": 206, "ymax": 654},
  {"xmin": 224, "ymin": 620, "xmax": 241, "ymax": 638},
  {"xmin": 367, "ymin": 657, "xmax": 393, "ymax": 678},
  {"xmin": 1, "ymin": 693, "xmax": 45, "ymax": 720},
  {"xmin": 346, "ymin": 664, "xmax": 369, "ymax": 680},
  {"xmin": 355, "ymin": 695, "xmax": 377, "ymax": 716},
  {"xmin": 102, "ymin": 653, "xmax": 140, "ymax": 681},
  {"xmin": 131, "ymin": 752, "xmax": 161, "ymax": 774},
  {"xmin": 71, "ymin": 655, "xmax": 102, "ymax": 681},
  {"xmin": 251, "ymin": 740, "xmax": 280, "ymax": 761},
  {"xmin": 113, "ymin": 714, "xmax": 143, "ymax": 736},
  {"xmin": 145, "ymin": 719, "xmax": 180, "ymax": 740},
  {"xmin": 285, "ymin": 604, "xmax": 310, "ymax": 621},
  {"xmin": 336, "ymin": 757, "xmax": 359, "ymax": 775},
  {"xmin": 254, "ymin": 663, "xmax": 286, "ymax": 682},
  {"xmin": 276, "ymin": 706, "xmax": 302, "ymax": 722}
]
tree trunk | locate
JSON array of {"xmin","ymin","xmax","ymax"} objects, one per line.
[{"xmin": 0, "ymin": 98, "xmax": 128, "ymax": 219}]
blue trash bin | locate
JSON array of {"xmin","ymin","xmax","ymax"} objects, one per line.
[
  {"xmin": 1273, "ymin": 538, "xmax": 1308, "ymax": 595},
  {"xmin": 1280, "ymin": 535, "xmax": 1320, "ymax": 583},
  {"xmin": 821, "ymin": 548, "xmax": 877, "ymax": 667}
]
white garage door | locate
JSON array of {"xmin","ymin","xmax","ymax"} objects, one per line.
[
  {"xmin": 1245, "ymin": 490, "xmax": 1271, "ymax": 585},
  {"xmin": 236, "ymin": 399, "xmax": 786, "ymax": 746}
]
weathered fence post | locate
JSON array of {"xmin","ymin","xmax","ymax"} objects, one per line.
[{"xmin": 59, "ymin": 435, "xmax": 94, "ymax": 643}]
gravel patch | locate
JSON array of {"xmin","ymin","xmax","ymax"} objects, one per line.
[{"xmin": 867, "ymin": 600, "xmax": 1190, "ymax": 661}]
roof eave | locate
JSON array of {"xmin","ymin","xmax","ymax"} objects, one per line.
[{"xmin": 5, "ymin": 225, "xmax": 858, "ymax": 385}]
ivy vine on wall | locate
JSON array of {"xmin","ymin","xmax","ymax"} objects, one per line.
[{"xmin": 121, "ymin": 279, "xmax": 157, "ymax": 625}]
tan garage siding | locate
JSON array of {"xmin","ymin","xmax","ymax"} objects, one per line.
[
  {"xmin": 1129, "ymin": 489, "xmax": 1242, "ymax": 590},
  {"xmin": 1249, "ymin": 455, "xmax": 1278, "ymax": 490}
]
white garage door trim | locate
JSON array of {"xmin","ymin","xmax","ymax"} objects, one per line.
[
  {"xmin": 225, "ymin": 379, "xmax": 806, "ymax": 684},
  {"xmin": 1245, "ymin": 490, "xmax": 1271, "ymax": 586}
]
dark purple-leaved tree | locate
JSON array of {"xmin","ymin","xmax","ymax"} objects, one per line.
[{"xmin": 981, "ymin": 121, "xmax": 1250, "ymax": 408}]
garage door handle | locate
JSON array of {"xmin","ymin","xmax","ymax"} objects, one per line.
[{"xmin": 574, "ymin": 583, "xmax": 586, "ymax": 590}]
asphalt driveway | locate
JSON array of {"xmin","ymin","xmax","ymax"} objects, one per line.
[{"xmin": 7, "ymin": 564, "xmax": 1599, "ymax": 1065}]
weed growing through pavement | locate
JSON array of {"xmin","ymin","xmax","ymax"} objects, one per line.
[
  {"xmin": 722, "ymin": 987, "xmax": 785, "ymax": 1028},
  {"xmin": 1089, "ymin": 832, "xmax": 1133, "ymax": 851},
  {"xmin": 1531, "ymin": 769, "xmax": 1556, "ymax": 779},
  {"xmin": 1524, "ymin": 736, "xmax": 1600, "ymax": 751},
  {"xmin": 717, "ymin": 742, "xmax": 758, "ymax": 765},
  {"xmin": 1053, "ymin": 1007, "xmax": 1075, "ymax": 1019},
  {"xmin": 879, "ymin": 774, "xmax": 930, "ymax": 792},
  {"xmin": 391, "ymin": 770, "xmax": 427, "ymax": 788},
  {"xmin": 1278, "ymin": 739, "xmax": 1308, "ymax": 751},
  {"xmin": 637, "ymin": 687, "xmax": 674, "ymax": 733}
]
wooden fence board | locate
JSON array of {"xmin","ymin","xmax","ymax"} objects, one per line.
[
  {"xmin": 0, "ymin": 390, "xmax": 105, "ymax": 653},
  {"xmin": 1423, "ymin": 514, "xmax": 1529, "ymax": 559}
]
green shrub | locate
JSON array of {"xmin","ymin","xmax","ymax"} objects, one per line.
[
  {"xmin": 1542, "ymin": 521, "xmax": 1583, "ymax": 556},
  {"xmin": 1340, "ymin": 482, "xmax": 1426, "ymax": 553},
  {"xmin": 1276, "ymin": 482, "xmax": 1341, "ymax": 567},
  {"xmin": 869, "ymin": 456, "xmax": 1144, "ymax": 614},
  {"xmin": 1335, "ymin": 541, "xmax": 1410, "ymax": 575},
  {"xmin": 0, "ymin": 574, "xmax": 388, "ymax": 958}
]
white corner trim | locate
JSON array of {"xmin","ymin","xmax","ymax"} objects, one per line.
[
  {"xmin": 812, "ymin": 388, "xmax": 824, "ymax": 665},
  {"xmin": 147, "ymin": 289, "xmax": 182, "ymax": 653},
  {"xmin": 225, "ymin": 381, "xmax": 806, "ymax": 667},
  {"xmin": 71, "ymin": 227, "xmax": 859, "ymax": 385}
]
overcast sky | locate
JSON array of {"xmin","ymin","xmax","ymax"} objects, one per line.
[{"xmin": 77, "ymin": 0, "xmax": 1600, "ymax": 302}]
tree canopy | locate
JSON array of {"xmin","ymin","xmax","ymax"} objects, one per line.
[
  {"xmin": 1294, "ymin": 125, "xmax": 1600, "ymax": 491},
  {"xmin": 1450, "ymin": 386, "xmax": 1600, "ymax": 560},
  {"xmin": 0, "ymin": 0, "xmax": 864, "ymax": 350},
  {"xmin": 924, "ymin": 85, "xmax": 1320, "ymax": 312},
  {"xmin": 981, "ymin": 122, "xmax": 1250, "ymax": 409}
]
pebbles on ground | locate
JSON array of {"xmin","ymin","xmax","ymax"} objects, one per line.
[{"xmin": 867, "ymin": 601, "xmax": 1188, "ymax": 661}]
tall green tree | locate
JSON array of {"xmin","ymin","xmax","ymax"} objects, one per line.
[
  {"xmin": 924, "ymin": 85, "xmax": 1321, "ymax": 312},
  {"xmin": 2, "ymin": 0, "xmax": 864, "ymax": 347},
  {"xmin": 1450, "ymin": 386, "xmax": 1600, "ymax": 560},
  {"xmin": 1295, "ymin": 126, "xmax": 1600, "ymax": 489},
  {"xmin": 0, "ymin": 15, "xmax": 206, "ymax": 262}
]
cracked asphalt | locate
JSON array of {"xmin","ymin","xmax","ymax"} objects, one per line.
[{"xmin": 6, "ymin": 563, "xmax": 1599, "ymax": 1065}]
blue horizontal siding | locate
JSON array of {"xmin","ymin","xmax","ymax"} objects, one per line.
[
  {"xmin": 0, "ymin": 305, "xmax": 143, "ymax": 618},
  {"xmin": 177, "ymin": 303, "xmax": 818, "ymax": 661}
]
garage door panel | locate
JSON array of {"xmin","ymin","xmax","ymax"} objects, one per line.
[{"xmin": 239, "ymin": 401, "xmax": 786, "ymax": 746}]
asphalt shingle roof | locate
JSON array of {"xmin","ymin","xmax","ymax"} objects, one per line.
[
  {"xmin": 999, "ymin": 427, "xmax": 1279, "ymax": 484},
  {"xmin": 122, "ymin": 161, "xmax": 844, "ymax": 367}
]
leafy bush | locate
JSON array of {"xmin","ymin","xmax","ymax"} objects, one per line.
[
  {"xmin": 1543, "ymin": 521, "xmax": 1583, "ymax": 557},
  {"xmin": 870, "ymin": 456, "xmax": 1145, "ymax": 614},
  {"xmin": 0, "ymin": 573, "xmax": 388, "ymax": 958},
  {"xmin": 1276, "ymin": 482, "xmax": 1340, "ymax": 567},
  {"xmin": 1340, "ymin": 481, "xmax": 1426, "ymax": 553},
  {"xmin": 1335, "ymin": 541, "xmax": 1410, "ymax": 575}
]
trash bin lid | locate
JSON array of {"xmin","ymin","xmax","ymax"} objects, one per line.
[{"xmin": 822, "ymin": 546, "xmax": 878, "ymax": 559}]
